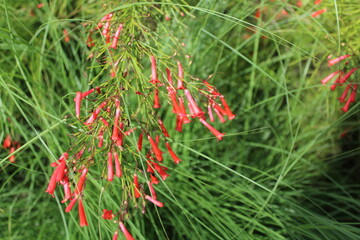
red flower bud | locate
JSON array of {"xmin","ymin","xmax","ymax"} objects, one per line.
[
  {"xmin": 134, "ymin": 174, "xmax": 141, "ymax": 198},
  {"xmin": 153, "ymin": 88, "xmax": 161, "ymax": 109},
  {"xmin": 321, "ymin": 70, "xmax": 342, "ymax": 85},
  {"xmin": 150, "ymin": 56, "xmax": 160, "ymax": 84},
  {"xmin": 311, "ymin": 9, "xmax": 326, "ymax": 18},
  {"xmin": 78, "ymin": 198, "xmax": 88, "ymax": 227},
  {"xmin": 110, "ymin": 24, "xmax": 123, "ymax": 49},
  {"xmin": 3, "ymin": 135, "xmax": 11, "ymax": 148},
  {"xmin": 114, "ymin": 152, "xmax": 122, "ymax": 178},
  {"xmin": 199, "ymin": 118, "xmax": 224, "ymax": 140},
  {"xmin": 147, "ymin": 181, "xmax": 157, "ymax": 199},
  {"xmin": 107, "ymin": 152, "xmax": 114, "ymax": 182},
  {"xmin": 147, "ymin": 135, "xmax": 163, "ymax": 162},
  {"xmin": 150, "ymin": 174, "xmax": 159, "ymax": 184},
  {"xmin": 220, "ymin": 96, "xmax": 235, "ymax": 120},
  {"xmin": 145, "ymin": 195, "xmax": 164, "ymax": 207},
  {"xmin": 74, "ymin": 92, "xmax": 82, "ymax": 118},
  {"xmin": 112, "ymin": 231, "xmax": 119, "ymax": 240},
  {"xmin": 119, "ymin": 222, "xmax": 135, "ymax": 240},
  {"xmin": 137, "ymin": 133, "xmax": 143, "ymax": 152},
  {"xmin": 328, "ymin": 54, "xmax": 351, "ymax": 67},
  {"xmin": 177, "ymin": 61, "xmax": 185, "ymax": 90},
  {"xmin": 166, "ymin": 68, "xmax": 173, "ymax": 84},
  {"xmin": 165, "ymin": 142, "xmax": 181, "ymax": 164}
]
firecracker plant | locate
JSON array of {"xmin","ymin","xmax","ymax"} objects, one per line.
[{"xmin": 44, "ymin": 2, "xmax": 235, "ymax": 239}]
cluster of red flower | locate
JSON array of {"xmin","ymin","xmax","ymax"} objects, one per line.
[
  {"xmin": 45, "ymin": 9, "xmax": 235, "ymax": 240},
  {"xmin": 321, "ymin": 54, "xmax": 358, "ymax": 112}
]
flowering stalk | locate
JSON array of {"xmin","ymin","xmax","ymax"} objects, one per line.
[{"xmin": 45, "ymin": 4, "xmax": 234, "ymax": 238}]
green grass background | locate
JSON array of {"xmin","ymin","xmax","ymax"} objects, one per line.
[{"xmin": 1, "ymin": 0, "xmax": 360, "ymax": 239}]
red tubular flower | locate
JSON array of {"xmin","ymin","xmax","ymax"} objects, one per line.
[
  {"xmin": 199, "ymin": 118, "xmax": 224, "ymax": 140},
  {"xmin": 213, "ymin": 107, "xmax": 226, "ymax": 123},
  {"xmin": 339, "ymin": 68, "xmax": 357, "ymax": 84},
  {"xmin": 107, "ymin": 151, "xmax": 114, "ymax": 182},
  {"xmin": 111, "ymin": 108, "xmax": 121, "ymax": 141},
  {"xmin": 147, "ymin": 135, "xmax": 163, "ymax": 161},
  {"xmin": 100, "ymin": 117, "xmax": 109, "ymax": 127},
  {"xmin": 145, "ymin": 195, "xmax": 164, "ymax": 207},
  {"xmin": 340, "ymin": 84, "xmax": 358, "ymax": 113},
  {"xmin": 147, "ymin": 181, "xmax": 157, "ymax": 199},
  {"xmin": 82, "ymin": 88, "xmax": 95, "ymax": 98},
  {"xmin": 220, "ymin": 96, "xmax": 235, "ymax": 120},
  {"xmin": 297, "ymin": 0, "xmax": 303, "ymax": 7},
  {"xmin": 311, "ymin": 9, "xmax": 326, "ymax": 18},
  {"xmin": 153, "ymin": 88, "xmax": 161, "ymax": 108},
  {"xmin": 116, "ymin": 122, "xmax": 124, "ymax": 146},
  {"xmin": 158, "ymin": 119, "xmax": 170, "ymax": 138},
  {"xmin": 3, "ymin": 135, "xmax": 11, "ymax": 148},
  {"xmin": 112, "ymin": 231, "xmax": 119, "ymax": 240},
  {"xmin": 165, "ymin": 142, "xmax": 181, "ymax": 164},
  {"xmin": 314, "ymin": 0, "xmax": 322, "ymax": 5},
  {"xmin": 56, "ymin": 153, "xmax": 69, "ymax": 182},
  {"xmin": 328, "ymin": 54, "xmax": 351, "ymax": 67},
  {"xmin": 177, "ymin": 61, "xmax": 185, "ymax": 90},
  {"xmin": 45, "ymin": 167, "xmax": 59, "ymax": 196},
  {"xmin": 341, "ymin": 96, "xmax": 352, "ymax": 113},
  {"xmin": 166, "ymin": 68, "xmax": 173, "ymax": 84},
  {"xmin": 97, "ymin": 14, "xmax": 109, "ymax": 29},
  {"xmin": 349, "ymin": 84, "xmax": 358, "ymax": 103},
  {"xmin": 78, "ymin": 198, "xmax": 88, "ymax": 227},
  {"xmin": 338, "ymin": 85, "xmax": 352, "ymax": 103},
  {"xmin": 110, "ymin": 23, "xmax": 123, "ymax": 49},
  {"xmin": 137, "ymin": 133, "xmax": 143, "ymax": 151},
  {"xmin": 321, "ymin": 70, "xmax": 342, "ymax": 84},
  {"xmin": 75, "ymin": 168, "xmax": 88, "ymax": 195},
  {"xmin": 106, "ymin": 32, "xmax": 111, "ymax": 44},
  {"xmin": 85, "ymin": 100, "xmax": 108, "ymax": 125},
  {"xmin": 147, "ymin": 160, "xmax": 155, "ymax": 173},
  {"xmin": 175, "ymin": 115, "xmax": 183, "ymax": 132},
  {"xmin": 61, "ymin": 176, "xmax": 72, "ymax": 203},
  {"xmin": 74, "ymin": 92, "xmax": 82, "ymax": 118},
  {"xmin": 65, "ymin": 196, "xmax": 78, "ymax": 212},
  {"xmin": 150, "ymin": 174, "xmax": 159, "ymax": 184},
  {"xmin": 119, "ymin": 222, "xmax": 135, "ymax": 240},
  {"xmin": 208, "ymin": 104, "xmax": 215, "ymax": 122},
  {"xmin": 184, "ymin": 89, "xmax": 204, "ymax": 118},
  {"xmin": 167, "ymin": 86, "xmax": 182, "ymax": 114},
  {"xmin": 330, "ymin": 72, "xmax": 344, "ymax": 91},
  {"xmin": 150, "ymin": 56, "xmax": 160, "ymax": 84},
  {"xmin": 209, "ymin": 99, "xmax": 226, "ymax": 115},
  {"xmin": 113, "ymin": 152, "xmax": 122, "ymax": 178},
  {"xmin": 150, "ymin": 161, "xmax": 169, "ymax": 180},
  {"xmin": 178, "ymin": 97, "xmax": 191, "ymax": 123},
  {"xmin": 102, "ymin": 13, "xmax": 113, "ymax": 36},
  {"xmin": 102, "ymin": 209, "xmax": 114, "ymax": 220},
  {"xmin": 134, "ymin": 174, "xmax": 141, "ymax": 198}
]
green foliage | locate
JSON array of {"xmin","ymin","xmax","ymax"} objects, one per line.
[{"xmin": 1, "ymin": 0, "xmax": 360, "ymax": 239}]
